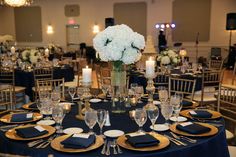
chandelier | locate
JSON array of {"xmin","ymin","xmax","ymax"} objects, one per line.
[{"xmin": 0, "ymin": 0, "xmax": 33, "ymax": 7}]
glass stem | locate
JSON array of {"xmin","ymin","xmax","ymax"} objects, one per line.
[
  {"xmin": 152, "ymin": 123, "xmax": 155, "ymax": 132},
  {"xmin": 100, "ymin": 127, "xmax": 103, "ymax": 135}
]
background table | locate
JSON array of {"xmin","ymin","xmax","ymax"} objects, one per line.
[
  {"xmin": 14, "ymin": 67, "xmax": 74, "ymax": 100},
  {"xmin": 0, "ymin": 101, "xmax": 230, "ymax": 157}
]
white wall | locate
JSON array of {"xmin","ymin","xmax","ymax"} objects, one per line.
[{"xmin": 0, "ymin": 0, "xmax": 235, "ymax": 61}]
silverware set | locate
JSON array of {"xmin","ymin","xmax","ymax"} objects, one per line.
[
  {"xmin": 101, "ymin": 139, "xmax": 122, "ymax": 155},
  {"xmin": 164, "ymin": 134, "xmax": 187, "ymax": 146},
  {"xmin": 170, "ymin": 132, "xmax": 197, "ymax": 143},
  {"xmin": 28, "ymin": 134, "xmax": 57, "ymax": 148}
]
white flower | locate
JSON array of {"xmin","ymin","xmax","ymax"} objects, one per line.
[
  {"xmin": 93, "ymin": 24, "xmax": 145, "ymax": 64},
  {"xmin": 172, "ymin": 57, "xmax": 178, "ymax": 64},
  {"xmin": 30, "ymin": 55, "xmax": 39, "ymax": 64},
  {"xmin": 167, "ymin": 50, "xmax": 176, "ymax": 58},
  {"xmin": 161, "ymin": 56, "xmax": 171, "ymax": 65}
]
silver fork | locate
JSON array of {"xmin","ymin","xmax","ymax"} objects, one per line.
[
  {"xmin": 36, "ymin": 134, "xmax": 56, "ymax": 148},
  {"xmin": 105, "ymin": 141, "xmax": 111, "ymax": 156},
  {"xmin": 164, "ymin": 134, "xmax": 187, "ymax": 146},
  {"xmin": 110, "ymin": 140, "xmax": 117, "ymax": 155},
  {"xmin": 170, "ymin": 132, "xmax": 197, "ymax": 143},
  {"xmin": 115, "ymin": 141, "xmax": 122, "ymax": 154},
  {"xmin": 101, "ymin": 139, "xmax": 107, "ymax": 154}
]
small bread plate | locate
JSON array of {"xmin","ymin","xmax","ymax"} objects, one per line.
[
  {"xmin": 89, "ymin": 98, "xmax": 102, "ymax": 103},
  {"xmin": 104, "ymin": 130, "xmax": 124, "ymax": 138},
  {"xmin": 37, "ymin": 120, "xmax": 55, "ymax": 126},
  {"xmin": 150, "ymin": 124, "xmax": 169, "ymax": 132},
  {"xmin": 117, "ymin": 132, "xmax": 170, "ymax": 151},
  {"xmin": 63, "ymin": 127, "xmax": 83, "ymax": 135},
  {"xmin": 5, "ymin": 124, "xmax": 56, "ymax": 141},
  {"xmin": 50, "ymin": 135, "xmax": 104, "ymax": 153},
  {"xmin": 169, "ymin": 116, "xmax": 188, "ymax": 122}
]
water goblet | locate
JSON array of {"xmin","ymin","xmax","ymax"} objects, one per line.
[
  {"xmin": 68, "ymin": 87, "xmax": 76, "ymax": 103},
  {"xmin": 147, "ymin": 107, "xmax": 159, "ymax": 133},
  {"xmin": 96, "ymin": 109, "xmax": 107, "ymax": 137},
  {"xmin": 101, "ymin": 84, "xmax": 110, "ymax": 102},
  {"xmin": 158, "ymin": 86, "xmax": 168, "ymax": 102},
  {"xmin": 134, "ymin": 108, "xmax": 147, "ymax": 133},
  {"xmin": 84, "ymin": 110, "xmax": 98, "ymax": 135},
  {"xmin": 135, "ymin": 86, "xmax": 144, "ymax": 103},
  {"xmin": 52, "ymin": 106, "xmax": 65, "ymax": 134},
  {"xmin": 170, "ymin": 94, "xmax": 183, "ymax": 123},
  {"xmin": 160, "ymin": 102, "xmax": 174, "ymax": 127}
]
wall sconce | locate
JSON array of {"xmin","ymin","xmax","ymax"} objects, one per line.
[
  {"xmin": 47, "ymin": 24, "xmax": 54, "ymax": 34},
  {"xmin": 93, "ymin": 24, "xmax": 100, "ymax": 34}
]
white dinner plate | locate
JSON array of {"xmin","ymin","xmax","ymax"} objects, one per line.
[
  {"xmin": 36, "ymin": 120, "xmax": 55, "ymax": 126},
  {"xmin": 89, "ymin": 98, "xmax": 102, "ymax": 103},
  {"xmin": 104, "ymin": 130, "xmax": 124, "ymax": 138},
  {"xmin": 153, "ymin": 100, "xmax": 161, "ymax": 105},
  {"xmin": 59, "ymin": 102, "xmax": 75, "ymax": 106},
  {"xmin": 63, "ymin": 127, "xmax": 83, "ymax": 135},
  {"xmin": 169, "ymin": 116, "xmax": 187, "ymax": 122},
  {"xmin": 150, "ymin": 124, "xmax": 169, "ymax": 132}
]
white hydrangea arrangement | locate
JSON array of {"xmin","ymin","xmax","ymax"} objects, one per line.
[
  {"xmin": 93, "ymin": 24, "xmax": 145, "ymax": 65},
  {"xmin": 157, "ymin": 49, "xmax": 181, "ymax": 65},
  {"xmin": 21, "ymin": 49, "xmax": 40, "ymax": 64}
]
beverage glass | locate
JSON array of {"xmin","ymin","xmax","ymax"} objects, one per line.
[
  {"xmin": 134, "ymin": 108, "xmax": 147, "ymax": 133},
  {"xmin": 147, "ymin": 108, "xmax": 159, "ymax": 132},
  {"xmin": 84, "ymin": 110, "xmax": 98, "ymax": 135}
]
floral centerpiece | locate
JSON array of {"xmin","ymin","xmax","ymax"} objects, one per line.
[
  {"xmin": 93, "ymin": 24, "xmax": 145, "ymax": 113},
  {"xmin": 21, "ymin": 49, "xmax": 40, "ymax": 64},
  {"xmin": 157, "ymin": 49, "xmax": 180, "ymax": 65}
]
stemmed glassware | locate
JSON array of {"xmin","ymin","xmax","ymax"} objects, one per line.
[
  {"xmin": 68, "ymin": 87, "xmax": 76, "ymax": 103},
  {"xmin": 147, "ymin": 107, "xmax": 159, "ymax": 132},
  {"xmin": 84, "ymin": 110, "xmax": 98, "ymax": 135},
  {"xmin": 96, "ymin": 109, "xmax": 107, "ymax": 137},
  {"xmin": 101, "ymin": 84, "xmax": 110, "ymax": 102},
  {"xmin": 160, "ymin": 102, "xmax": 174, "ymax": 127},
  {"xmin": 134, "ymin": 108, "xmax": 147, "ymax": 133},
  {"xmin": 158, "ymin": 86, "xmax": 169, "ymax": 102},
  {"xmin": 170, "ymin": 94, "xmax": 183, "ymax": 123},
  {"xmin": 52, "ymin": 105, "xmax": 65, "ymax": 134},
  {"xmin": 51, "ymin": 90, "xmax": 61, "ymax": 106},
  {"xmin": 135, "ymin": 86, "xmax": 144, "ymax": 103}
]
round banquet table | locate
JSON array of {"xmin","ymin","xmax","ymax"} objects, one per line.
[
  {"xmin": 0, "ymin": 101, "xmax": 230, "ymax": 157},
  {"xmin": 14, "ymin": 67, "xmax": 74, "ymax": 100}
]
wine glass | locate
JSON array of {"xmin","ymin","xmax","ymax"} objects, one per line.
[
  {"xmin": 101, "ymin": 84, "xmax": 110, "ymax": 102},
  {"xmin": 52, "ymin": 106, "xmax": 65, "ymax": 134},
  {"xmin": 170, "ymin": 94, "xmax": 183, "ymax": 123},
  {"xmin": 68, "ymin": 87, "xmax": 76, "ymax": 103},
  {"xmin": 96, "ymin": 109, "xmax": 107, "ymax": 137},
  {"xmin": 158, "ymin": 86, "xmax": 168, "ymax": 102},
  {"xmin": 84, "ymin": 110, "xmax": 98, "ymax": 135},
  {"xmin": 134, "ymin": 108, "xmax": 147, "ymax": 133},
  {"xmin": 51, "ymin": 90, "xmax": 61, "ymax": 105},
  {"xmin": 161, "ymin": 102, "xmax": 174, "ymax": 127},
  {"xmin": 135, "ymin": 86, "xmax": 144, "ymax": 103},
  {"xmin": 147, "ymin": 107, "xmax": 159, "ymax": 132}
]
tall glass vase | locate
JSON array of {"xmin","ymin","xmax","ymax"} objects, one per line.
[{"xmin": 111, "ymin": 61, "xmax": 126, "ymax": 114}]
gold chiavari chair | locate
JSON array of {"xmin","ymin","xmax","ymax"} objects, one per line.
[
  {"xmin": 33, "ymin": 67, "xmax": 53, "ymax": 99},
  {"xmin": 209, "ymin": 59, "xmax": 224, "ymax": 70},
  {"xmin": 217, "ymin": 84, "xmax": 236, "ymax": 141},
  {"xmin": 154, "ymin": 73, "xmax": 169, "ymax": 92},
  {"xmin": 0, "ymin": 84, "xmax": 13, "ymax": 110},
  {"xmin": 232, "ymin": 62, "xmax": 236, "ymax": 85},
  {"xmin": 36, "ymin": 78, "xmax": 65, "ymax": 100},
  {"xmin": 0, "ymin": 67, "xmax": 26, "ymax": 107},
  {"xmin": 169, "ymin": 76, "xmax": 197, "ymax": 102}
]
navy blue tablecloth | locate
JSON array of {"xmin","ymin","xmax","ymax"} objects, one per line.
[
  {"xmin": 14, "ymin": 67, "xmax": 74, "ymax": 100},
  {"xmin": 0, "ymin": 101, "xmax": 230, "ymax": 157}
]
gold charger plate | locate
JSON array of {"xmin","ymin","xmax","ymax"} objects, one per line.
[
  {"xmin": 117, "ymin": 132, "xmax": 170, "ymax": 151},
  {"xmin": 180, "ymin": 109, "xmax": 222, "ymax": 119},
  {"xmin": 22, "ymin": 102, "xmax": 38, "ymax": 110},
  {"xmin": 0, "ymin": 112, "xmax": 43, "ymax": 124},
  {"xmin": 169, "ymin": 122, "xmax": 218, "ymax": 137},
  {"xmin": 5, "ymin": 124, "xmax": 56, "ymax": 141},
  {"xmin": 50, "ymin": 135, "xmax": 104, "ymax": 153}
]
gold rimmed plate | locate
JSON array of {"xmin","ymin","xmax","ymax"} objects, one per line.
[
  {"xmin": 50, "ymin": 135, "xmax": 104, "ymax": 153},
  {"xmin": 5, "ymin": 124, "xmax": 56, "ymax": 141},
  {"xmin": 180, "ymin": 109, "xmax": 222, "ymax": 119},
  {"xmin": 0, "ymin": 112, "xmax": 43, "ymax": 124},
  {"xmin": 22, "ymin": 102, "xmax": 38, "ymax": 110},
  {"xmin": 117, "ymin": 132, "xmax": 170, "ymax": 152},
  {"xmin": 169, "ymin": 122, "xmax": 218, "ymax": 137}
]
